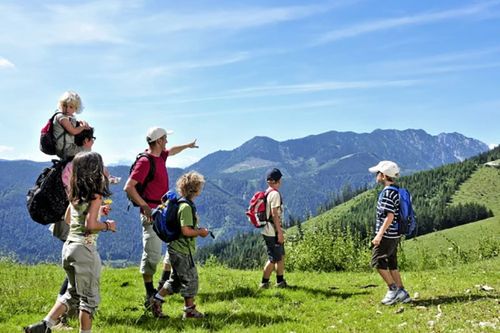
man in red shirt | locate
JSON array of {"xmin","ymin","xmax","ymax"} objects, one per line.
[{"xmin": 124, "ymin": 127, "xmax": 198, "ymax": 312}]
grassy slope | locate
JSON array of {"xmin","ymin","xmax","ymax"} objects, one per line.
[
  {"xmin": 402, "ymin": 166, "xmax": 500, "ymax": 260},
  {"xmin": 1, "ymin": 257, "xmax": 499, "ymax": 333}
]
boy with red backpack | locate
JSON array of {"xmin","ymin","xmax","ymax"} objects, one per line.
[{"xmin": 259, "ymin": 168, "xmax": 287, "ymax": 289}]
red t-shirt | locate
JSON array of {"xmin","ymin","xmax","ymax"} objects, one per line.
[{"xmin": 130, "ymin": 150, "xmax": 169, "ymax": 209}]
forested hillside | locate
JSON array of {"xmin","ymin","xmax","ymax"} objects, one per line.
[
  {"xmin": 196, "ymin": 146, "xmax": 500, "ymax": 271},
  {"xmin": 0, "ymin": 130, "xmax": 491, "ymax": 264}
]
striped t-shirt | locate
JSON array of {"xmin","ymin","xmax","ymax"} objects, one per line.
[{"xmin": 375, "ymin": 185, "xmax": 401, "ymax": 238}]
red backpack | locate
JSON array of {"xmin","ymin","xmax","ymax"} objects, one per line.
[
  {"xmin": 40, "ymin": 112, "xmax": 63, "ymax": 155},
  {"xmin": 245, "ymin": 189, "xmax": 277, "ymax": 228}
]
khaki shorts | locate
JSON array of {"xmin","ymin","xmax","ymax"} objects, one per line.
[
  {"xmin": 140, "ymin": 214, "xmax": 162, "ymax": 275},
  {"xmin": 59, "ymin": 241, "xmax": 101, "ymax": 315}
]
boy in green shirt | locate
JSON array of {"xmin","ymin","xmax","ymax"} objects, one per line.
[{"xmin": 149, "ymin": 171, "xmax": 209, "ymax": 319}]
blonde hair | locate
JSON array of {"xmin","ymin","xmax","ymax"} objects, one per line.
[
  {"xmin": 58, "ymin": 91, "xmax": 83, "ymax": 114},
  {"xmin": 176, "ymin": 171, "xmax": 205, "ymax": 199}
]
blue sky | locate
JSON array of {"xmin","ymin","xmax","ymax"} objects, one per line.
[{"xmin": 1, "ymin": 0, "xmax": 499, "ymax": 167}]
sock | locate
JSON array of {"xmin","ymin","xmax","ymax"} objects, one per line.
[
  {"xmin": 145, "ymin": 282, "xmax": 156, "ymax": 296},
  {"xmin": 184, "ymin": 304, "xmax": 195, "ymax": 311},
  {"xmin": 389, "ymin": 283, "xmax": 397, "ymax": 291},
  {"xmin": 277, "ymin": 275, "xmax": 284, "ymax": 284},
  {"xmin": 261, "ymin": 277, "xmax": 270, "ymax": 284},
  {"xmin": 43, "ymin": 316, "xmax": 57, "ymax": 328},
  {"xmin": 161, "ymin": 270, "xmax": 171, "ymax": 282},
  {"xmin": 154, "ymin": 292, "xmax": 165, "ymax": 302},
  {"xmin": 58, "ymin": 277, "xmax": 69, "ymax": 296},
  {"xmin": 80, "ymin": 330, "xmax": 92, "ymax": 333}
]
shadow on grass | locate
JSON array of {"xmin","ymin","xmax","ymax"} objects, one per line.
[
  {"xmin": 197, "ymin": 285, "xmax": 369, "ymax": 302},
  {"xmin": 412, "ymin": 293, "xmax": 499, "ymax": 306},
  {"xmin": 100, "ymin": 310, "xmax": 294, "ymax": 331},
  {"xmin": 284, "ymin": 285, "xmax": 370, "ymax": 299},
  {"xmin": 198, "ymin": 286, "xmax": 263, "ymax": 302}
]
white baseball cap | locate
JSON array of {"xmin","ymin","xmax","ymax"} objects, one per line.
[
  {"xmin": 146, "ymin": 127, "xmax": 173, "ymax": 143},
  {"xmin": 368, "ymin": 160, "xmax": 400, "ymax": 178}
]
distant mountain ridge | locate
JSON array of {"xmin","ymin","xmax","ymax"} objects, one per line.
[{"xmin": 0, "ymin": 129, "xmax": 489, "ymax": 264}]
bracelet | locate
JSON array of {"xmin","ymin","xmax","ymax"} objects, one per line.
[{"xmin": 103, "ymin": 221, "xmax": 110, "ymax": 232}]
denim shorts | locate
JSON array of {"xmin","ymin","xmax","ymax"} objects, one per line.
[{"xmin": 263, "ymin": 235, "xmax": 285, "ymax": 263}]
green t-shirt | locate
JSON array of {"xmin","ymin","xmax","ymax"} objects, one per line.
[
  {"xmin": 66, "ymin": 202, "xmax": 99, "ymax": 245},
  {"xmin": 169, "ymin": 202, "xmax": 197, "ymax": 255}
]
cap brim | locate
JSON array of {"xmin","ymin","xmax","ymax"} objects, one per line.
[
  {"xmin": 166, "ymin": 130, "xmax": 174, "ymax": 135},
  {"xmin": 368, "ymin": 166, "xmax": 380, "ymax": 173}
]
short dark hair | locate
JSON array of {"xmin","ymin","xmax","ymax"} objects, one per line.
[
  {"xmin": 74, "ymin": 127, "xmax": 94, "ymax": 146},
  {"xmin": 266, "ymin": 168, "xmax": 282, "ymax": 182}
]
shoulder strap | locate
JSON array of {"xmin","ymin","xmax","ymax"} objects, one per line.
[
  {"xmin": 137, "ymin": 152, "xmax": 156, "ymax": 188},
  {"xmin": 177, "ymin": 197, "xmax": 197, "ymax": 224}
]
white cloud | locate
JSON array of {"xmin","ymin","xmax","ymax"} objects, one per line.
[
  {"xmin": 315, "ymin": 2, "xmax": 500, "ymax": 44},
  {"xmin": 0, "ymin": 145, "xmax": 14, "ymax": 154},
  {"xmin": 0, "ymin": 58, "xmax": 15, "ymax": 69},
  {"xmin": 489, "ymin": 143, "xmax": 498, "ymax": 149}
]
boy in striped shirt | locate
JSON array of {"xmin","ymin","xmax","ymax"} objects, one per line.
[{"xmin": 369, "ymin": 160, "xmax": 411, "ymax": 305}]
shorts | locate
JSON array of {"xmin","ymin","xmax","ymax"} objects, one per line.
[
  {"xmin": 163, "ymin": 248, "xmax": 171, "ymax": 265},
  {"xmin": 59, "ymin": 241, "xmax": 101, "ymax": 315},
  {"xmin": 140, "ymin": 214, "xmax": 162, "ymax": 275},
  {"xmin": 263, "ymin": 235, "xmax": 285, "ymax": 263},
  {"xmin": 164, "ymin": 248, "xmax": 198, "ymax": 298},
  {"xmin": 371, "ymin": 237, "xmax": 400, "ymax": 270}
]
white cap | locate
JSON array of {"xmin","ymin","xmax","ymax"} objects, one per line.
[
  {"xmin": 368, "ymin": 160, "xmax": 400, "ymax": 178},
  {"xmin": 146, "ymin": 127, "xmax": 174, "ymax": 143}
]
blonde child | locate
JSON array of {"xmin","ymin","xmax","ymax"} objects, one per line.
[
  {"xmin": 52, "ymin": 91, "xmax": 91, "ymax": 160},
  {"xmin": 149, "ymin": 171, "xmax": 209, "ymax": 319}
]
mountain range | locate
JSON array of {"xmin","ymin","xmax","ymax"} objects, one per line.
[{"xmin": 0, "ymin": 129, "xmax": 489, "ymax": 264}]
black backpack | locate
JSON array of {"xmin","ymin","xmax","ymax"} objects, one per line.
[
  {"xmin": 128, "ymin": 152, "xmax": 156, "ymax": 207},
  {"xmin": 26, "ymin": 159, "xmax": 69, "ymax": 225},
  {"xmin": 152, "ymin": 193, "xmax": 195, "ymax": 243},
  {"xmin": 40, "ymin": 112, "xmax": 64, "ymax": 156}
]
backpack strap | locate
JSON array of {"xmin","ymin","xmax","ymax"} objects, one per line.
[
  {"xmin": 136, "ymin": 152, "xmax": 159, "ymax": 204},
  {"xmin": 178, "ymin": 197, "xmax": 197, "ymax": 224},
  {"xmin": 264, "ymin": 188, "xmax": 281, "ymax": 223}
]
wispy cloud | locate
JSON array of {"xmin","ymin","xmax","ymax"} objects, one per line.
[
  {"xmin": 0, "ymin": 2, "xmax": 129, "ymax": 46},
  {"xmin": 224, "ymin": 79, "xmax": 419, "ymax": 98},
  {"xmin": 315, "ymin": 1, "xmax": 500, "ymax": 44},
  {"xmin": 0, "ymin": 58, "xmax": 15, "ymax": 69},
  {"xmin": 170, "ymin": 99, "xmax": 343, "ymax": 119},
  {"xmin": 143, "ymin": 3, "xmax": 341, "ymax": 33},
  {"xmin": 0, "ymin": 145, "xmax": 14, "ymax": 154},
  {"xmin": 164, "ymin": 79, "xmax": 419, "ymax": 104},
  {"xmin": 375, "ymin": 47, "xmax": 500, "ymax": 76}
]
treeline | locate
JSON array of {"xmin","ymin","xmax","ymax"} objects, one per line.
[{"xmin": 197, "ymin": 146, "xmax": 500, "ymax": 271}]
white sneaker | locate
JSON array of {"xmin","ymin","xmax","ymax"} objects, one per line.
[
  {"xmin": 395, "ymin": 288, "xmax": 412, "ymax": 303},
  {"xmin": 381, "ymin": 289, "xmax": 398, "ymax": 305}
]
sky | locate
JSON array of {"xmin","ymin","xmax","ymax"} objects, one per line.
[{"xmin": 1, "ymin": 0, "xmax": 499, "ymax": 167}]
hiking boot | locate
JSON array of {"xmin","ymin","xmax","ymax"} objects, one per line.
[
  {"xmin": 394, "ymin": 288, "xmax": 412, "ymax": 304},
  {"xmin": 24, "ymin": 321, "xmax": 51, "ymax": 333},
  {"xmin": 259, "ymin": 282, "xmax": 270, "ymax": 289},
  {"xmin": 183, "ymin": 305, "xmax": 205, "ymax": 319},
  {"xmin": 381, "ymin": 288, "xmax": 399, "ymax": 305},
  {"xmin": 276, "ymin": 280, "xmax": 288, "ymax": 288},
  {"xmin": 149, "ymin": 295, "xmax": 167, "ymax": 318}
]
